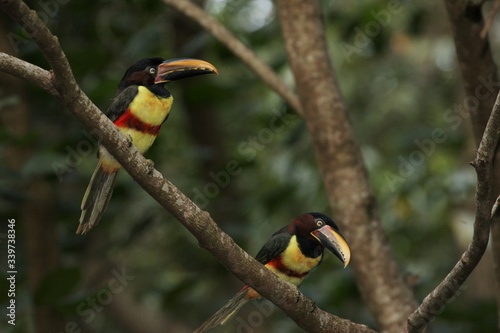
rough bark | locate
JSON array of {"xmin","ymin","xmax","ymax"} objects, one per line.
[{"xmin": 275, "ymin": 1, "xmax": 418, "ymax": 332}]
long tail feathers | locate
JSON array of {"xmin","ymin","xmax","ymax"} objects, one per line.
[
  {"xmin": 194, "ymin": 288, "xmax": 250, "ymax": 333},
  {"xmin": 77, "ymin": 163, "xmax": 117, "ymax": 235}
]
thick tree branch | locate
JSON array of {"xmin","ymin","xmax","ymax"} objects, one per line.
[
  {"xmin": 0, "ymin": 1, "xmax": 373, "ymax": 332},
  {"xmin": 405, "ymin": 91, "xmax": 500, "ymax": 333},
  {"xmin": 162, "ymin": 0, "xmax": 303, "ymax": 116},
  {"xmin": 276, "ymin": 1, "xmax": 418, "ymax": 332}
]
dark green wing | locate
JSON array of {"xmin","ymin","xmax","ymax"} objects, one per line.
[
  {"xmin": 106, "ymin": 85, "xmax": 139, "ymax": 122},
  {"xmin": 255, "ymin": 226, "xmax": 292, "ymax": 265}
]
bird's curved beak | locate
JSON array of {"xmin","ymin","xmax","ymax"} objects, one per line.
[
  {"xmin": 311, "ymin": 225, "xmax": 351, "ymax": 268},
  {"xmin": 154, "ymin": 58, "xmax": 218, "ymax": 84}
]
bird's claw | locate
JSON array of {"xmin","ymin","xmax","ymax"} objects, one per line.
[
  {"xmin": 295, "ymin": 290, "xmax": 302, "ymax": 304},
  {"xmin": 146, "ymin": 159, "xmax": 155, "ymax": 175},
  {"xmin": 126, "ymin": 134, "xmax": 133, "ymax": 147},
  {"xmin": 310, "ymin": 301, "xmax": 317, "ymax": 313}
]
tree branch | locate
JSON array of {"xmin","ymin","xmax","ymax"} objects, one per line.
[
  {"xmin": 162, "ymin": 0, "xmax": 303, "ymax": 116},
  {"xmin": 0, "ymin": 1, "xmax": 373, "ymax": 332},
  {"xmin": 275, "ymin": 1, "xmax": 418, "ymax": 332},
  {"xmin": 0, "ymin": 52, "xmax": 57, "ymax": 95},
  {"xmin": 405, "ymin": 91, "xmax": 500, "ymax": 333}
]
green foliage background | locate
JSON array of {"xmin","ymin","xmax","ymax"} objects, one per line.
[{"xmin": 0, "ymin": 0, "xmax": 496, "ymax": 332}]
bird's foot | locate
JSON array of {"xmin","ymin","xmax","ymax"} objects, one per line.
[
  {"xmin": 295, "ymin": 290, "xmax": 302, "ymax": 304},
  {"xmin": 146, "ymin": 159, "xmax": 155, "ymax": 175},
  {"xmin": 310, "ymin": 301, "xmax": 317, "ymax": 313},
  {"xmin": 126, "ymin": 134, "xmax": 133, "ymax": 147}
]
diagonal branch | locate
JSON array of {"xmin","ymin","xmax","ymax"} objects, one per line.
[
  {"xmin": 405, "ymin": 91, "xmax": 500, "ymax": 333},
  {"xmin": 162, "ymin": 0, "xmax": 303, "ymax": 116},
  {"xmin": 0, "ymin": 1, "xmax": 373, "ymax": 332}
]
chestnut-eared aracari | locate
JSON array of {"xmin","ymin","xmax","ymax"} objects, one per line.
[
  {"xmin": 77, "ymin": 58, "xmax": 218, "ymax": 235},
  {"xmin": 194, "ymin": 212, "xmax": 351, "ymax": 332}
]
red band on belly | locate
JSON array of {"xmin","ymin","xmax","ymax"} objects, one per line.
[
  {"xmin": 266, "ymin": 257, "xmax": 309, "ymax": 279},
  {"xmin": 114, "ymin": 109, "xmax": 161, "ymax": 135}
]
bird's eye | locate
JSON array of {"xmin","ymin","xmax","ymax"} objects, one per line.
[
  {"xmin": 148, "ymin": 67, "xmax": 156, "ymax": 74},
  {"xmin": 316, "ymin": 219, "xmax": 324, "ymax": 227}
]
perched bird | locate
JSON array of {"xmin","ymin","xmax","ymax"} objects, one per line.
[
  {"xmin": 195, "ymin": 212, "xmax": 351, "ymax": 332},
  {"xmin": 77, "ymin": 58, "xmax": 218, "ymax": 235}
]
